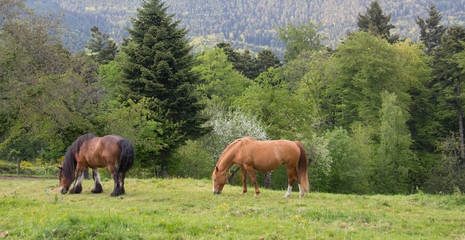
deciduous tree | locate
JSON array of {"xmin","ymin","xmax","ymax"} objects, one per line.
[
  {"xmin": 276, "ymin": 20, "xmax": 325, "ymax": 62},
  {"xmin": 0, "ymin": 0, "xmax": 100, "ymax": 160},
  {"xmin": 192, "ymin": 48, "xmax": 252, "ymax": 107},
  {"xmin": 373, "ymin": 91, "xmax": 413, "ymax": 194}
]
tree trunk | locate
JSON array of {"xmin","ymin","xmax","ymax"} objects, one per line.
[
  {"xmin": 457, "ymin": 77, "xmax": 465, "ymax": 158},
  {"xmin": 154, "ymin": 160, "xmax": 159, "ymax": 178},
  {"xmin": 227, "ymin": 167, "xmax": 240, "ymax": 183},
  {"xmin": 16, "ymin": 157, "xmax": 20, "ymax": 175},
  {"xmin": 264, "ymin": 172, "xmax": 272, "ymax": 189},
  {"xmin": 457, "ymin": 78, "xmax": 464, "ymax": 176}
]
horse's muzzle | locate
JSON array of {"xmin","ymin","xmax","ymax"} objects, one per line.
[
  {"xmin": 60, "ymin": 188, "xmax": 68, "ymax": 194},
  {"xmin": 213, "ymin": 190, "xmax": 221, "ymax": 194}
]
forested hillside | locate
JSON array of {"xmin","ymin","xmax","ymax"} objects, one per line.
[{"xmin": 29, "ymin": 0, "xmax": 465, "ymax": 53}]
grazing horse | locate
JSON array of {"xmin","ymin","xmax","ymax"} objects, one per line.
[
  {"xmin": 212, "ymin": 137, "xmax": 310, "ymax": 198},
  {"xmin": 58, "ymin": 134, "xmax": 135, "ymax": 197}
]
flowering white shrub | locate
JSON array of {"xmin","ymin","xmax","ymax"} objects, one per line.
[
  {"xmin": 203, "ymin": 109, "xmax": 268, "ymax": 165},
  {"xmin": 310, "ymin": 133, "xmax": 332, "ymax": 176}
]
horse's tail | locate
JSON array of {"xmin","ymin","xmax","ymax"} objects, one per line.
[
  {"xmin": 62, "ymin": 134, "xmax": 96, "ymax": 183},
  {"xmin": 294, "ymin": 141, "xmax": 309, "ymax": 193},
  {"xmin": 118, "ymin": 139, "xmax": 135, "ymax": 173},
  {"xmin": 62, "ymin": 146, "xmax": 77, "ymax": 183}
]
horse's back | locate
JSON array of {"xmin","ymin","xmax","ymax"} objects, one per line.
[
  {"xmin": 80, "ymin": 135, "xmax": 122, "ymax": 167},
  {"xmin": 101, "ymin": 135, "xmax": 123, "ymax": 146},
  {"xmin": 241, "ymin": 138, "xmax": 300, "ymax": 172},
  {"xmin": 100, "ymin": 135, "xmax": 123, "ymax": 161}
]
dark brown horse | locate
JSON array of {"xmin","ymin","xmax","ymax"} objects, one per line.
[
  {"xmin": 58, "ymin": 134, "xmax": 135, "ymax": 196},
  {"xmin": 212, "ymin": 137, "xmax": 310, "ymax": 198}
]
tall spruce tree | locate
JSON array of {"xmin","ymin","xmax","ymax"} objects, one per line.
[
  {"xmin": 121, "ymin": 0, "xmax": 208, "ymax": 175},
  {"xmin": 215, "ymin": 43, "xmax": 281, "ymax": 80},
  {"xmin": 433, "ymin": 26, "xmax": 465, "ymax": 159},
  {"xmin": 85, "ymin": 26, "xmax": 118, "ymax": 64},
  {"xmin": 256, "ymin": 49, "xmax": 282, "ymax": 76},
  {"xmin": 416, "ymin": 4, "xmax": 446, "ymax": 56},
  {"xmin": 357, "ymin": 0, "xmax": 399, "ymax": 44}
]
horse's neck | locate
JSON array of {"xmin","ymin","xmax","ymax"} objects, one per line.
[
  {"xmin": 218, "ymin": 138, "xmax": 249, "ymax": 172},
  {"xmin": 218, "ymin": 150, "xmax": 236, "ymax": 173}
]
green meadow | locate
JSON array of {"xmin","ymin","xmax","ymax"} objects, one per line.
[{"xmin": 0, "ymin": 177, "xmax": 464, "ymax": 239}]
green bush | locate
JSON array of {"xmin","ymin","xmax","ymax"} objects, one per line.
[{"xmin": 0, "ymin": 161, "xmax": 59, "ymax": 177}]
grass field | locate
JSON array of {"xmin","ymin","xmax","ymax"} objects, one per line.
[{"xmin": 0, "ymin": 177, "xmax": 464, "ymax": 239}]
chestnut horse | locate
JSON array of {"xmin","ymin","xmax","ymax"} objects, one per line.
[
  {"xmin": 212, "ymin": 137, "xmax": 310, "ymax": 198},
  {"xmin": 58, "ymin": 134, "xmax": 135, "ymax": 196}
]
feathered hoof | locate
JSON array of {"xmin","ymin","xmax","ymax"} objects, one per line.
[
  {"xmin": 91, "ymin": 183, "xmax": 103, "ymax": 193},
  {"xmin": 69, "ymin": 185, "xmax": 82, "ymax": 194},
  {"xmin": 110, "ymin": 186, "xmax": 123, "ymax": 197}
]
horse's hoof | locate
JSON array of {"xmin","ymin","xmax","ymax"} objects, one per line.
[
  {"xmin": 91, "ymin": 184, "xmax": 103, "ymax": 193},
  {"xmin": 70, "ymin": 185, "xmax": 82, "ymax": 194},
  {"xmin": 91, "ymin": 189, "xmax": 103, "ymax": 194},
  {"xmin": 110, "ymin": 191, "xmax": 123, "ymax": 197}
]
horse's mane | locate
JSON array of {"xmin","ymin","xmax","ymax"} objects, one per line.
[
  {"xmin": 62, "ymin": 134, "xmax": 96, "ymax": 182},
  {"xmin": 217, "ymin": 137, "xmax": 255, "ymax": 167}
]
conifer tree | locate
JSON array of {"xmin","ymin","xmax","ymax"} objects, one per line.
[
  {"xmin": 85, "ymin": 26, "xmax": 118, "ymax": 64},
  {"xmin": 416, "ymin": 4, "xmax": 446, "ymax": 56},
  {"xmin": 216, "ymin": 43, "xmax": 282, "ymax": 80},
  {"xmin": 433, "ymin": 26, "xmax": 465, "ymax": 159},
  {"xmin": 120, "ymin": 0, "xmax": 208, "ymax": 175},
  {"xmin": 357, "ymin": 0, "xmax": 399, "ymax": 44},
  {"xmin": 255, "ymin": 49, "xmax": 282, "ymax": 76}
]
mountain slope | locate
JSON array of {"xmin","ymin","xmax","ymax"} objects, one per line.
[{"xmin": 29, "ymin": 0, "xmax": 465, "ymax": 53}]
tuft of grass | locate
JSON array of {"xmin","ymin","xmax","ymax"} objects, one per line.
[{"xmin": 0, "ymin": 178, "xmax": 464, "ymax": 239}]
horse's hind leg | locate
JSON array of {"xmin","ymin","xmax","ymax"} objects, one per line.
[
  {"xmin": 283, "ymin": 167, "xmax": 296, "ymax": 198},
  {"xmin": 91, "ymin": 168, "xmax": 103, "ymax": 194},
  {"xmin": 108, "ymin": 165, "xmax": 123, "ymax": 197},
  {"xmin": 69, "ymin": 170, "xmax": 84, "ymax": 194},
  {"xmin": 294, "ymin": 169, "xmax": 304, "ymax": 198},
  {"xmin": 119, "ymin": 172, "xmax": 126, "ymax": 194}
]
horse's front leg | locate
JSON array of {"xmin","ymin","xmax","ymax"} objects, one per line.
[
  {"xmin": 108, "ymin": 165, "xmax": 123, "ymax": 197},
  {"xmin": 245, "ymin": 166, "xmax": 260, "ymax": 196},
  {"xmin": 69, "ymin": 168, "xmax": 85, "ymax": 194},
  {"xmin": 240, "ymin": 168, "xmax": 248, "ymax": 194},
  {"xmin": 91, "ymin": 168, "xmax": 103, "ymax": 193}
]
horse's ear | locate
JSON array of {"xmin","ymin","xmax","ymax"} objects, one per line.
[
  {"xmin": 215, "ymin": 166, "xmax": 219, "ymax": 172},
  {"xmin": 58, "ymin": 165, "xmax": 62, "ymax": 170}
]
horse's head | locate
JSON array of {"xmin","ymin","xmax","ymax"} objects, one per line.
[
  {"xmin": 58, "ymin": 165, "xmax": 72, "ymax": 194},
  {"xmin": 212, "ymin": 166, "xmax": 226, "ymax": 194}
]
